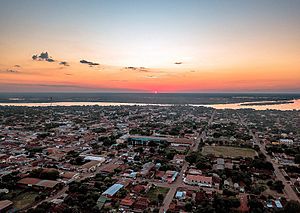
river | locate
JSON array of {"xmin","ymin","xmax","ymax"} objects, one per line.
[{"xmin": 0, "ymin": 99, "xmax": 300, "ymax": 110}]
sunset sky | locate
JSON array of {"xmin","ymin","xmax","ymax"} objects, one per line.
[{"xmin": 0, "ymin": 0, "xmax": 299, "ymax": 93}]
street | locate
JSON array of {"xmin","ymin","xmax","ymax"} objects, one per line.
[
  {"xmin": 159, "ymin": 110, "xmax": 216, "ymax": 213},
  {"xmin": 237, "ymin": 113, "xmax": 300, "ymax": 202}
]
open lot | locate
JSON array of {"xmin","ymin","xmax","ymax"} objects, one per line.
[
  {"xmin": 202, "ymin": 145, "xmax": 257, "ymax": 158},
  {"xmin": 146, "ymin": 186, "xmax": 169, "ymax": 202},
  {"xmin": 12, "ymin": 191, "xmax": 39, "ymax": 210}
]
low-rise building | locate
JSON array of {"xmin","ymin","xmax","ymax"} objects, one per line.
[{"xmin": 183, "ymin": 174, "xmax": 212, "ymax": 187}]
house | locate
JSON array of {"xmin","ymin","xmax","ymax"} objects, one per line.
[
  {"xmin": 134, "ymin": 197, "xmax": 150, "ymax": 210},
  {"xmin": 99, "ymin": 164, "xmax": 120, "ymax": 175},
  {"xmin": 0, "ymin": 200, "xmax": 13, "ymax": 212},
  {"xmin": 175, "ymin": 191, "xmax": 186, "ymax": 200},
  {"xmin": 80, "ymin": 160, "xmax": 102, "ymax": 172},
  {"xmin": 172, "ymin": 154, "xmax": 185, "ymax": 164},
  {"xmin": 122, "ymin": 171, "xmax": 137, "ymax": 179},
  {"xmin": 17, "ymin": 177, "xmax": 41, "ymax": 188},
  {"xmin": 60, "ymin": 171, "xmax": 79, "ymax": 180},
  {"xmin": 275, "ymin": 200, "xmax": 283, "ymax": 209},
  {"xmin": 183, "ymin": 175, "xmax": 212, "ymax": 187},
  {"xmin": 120, "ymin": 196, "xmax": 134, "ymax": 209},
  {"xmin": 132, "ymin": 185, "xmax": 146, "ymax": 194},
  {"xmin": 279, "ymin": 139, "xmax": 294, "ymax": 146},
  {"xmin": 162, "ymin": 171, "xmax": 178, "ymax": 183},
  {"xmin": 140, "ymin": 162, "xmax": 155, "ymax": 177}
]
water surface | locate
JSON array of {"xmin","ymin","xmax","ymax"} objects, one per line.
[{"xmin": 1, "ymin": 99, "xmax": 300, "ymax": 110}]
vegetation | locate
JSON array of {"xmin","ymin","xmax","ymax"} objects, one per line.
[
  {"xmin": 202, "ymin": 146, "xmax": 257, "ymax": 158},
  {"xmin": 29, "ymin": 168, "xmax": 59, "ymax": 180},
  {"xmin": 146, "ymin": 186, "xmax": 169, "ymax": 204}
]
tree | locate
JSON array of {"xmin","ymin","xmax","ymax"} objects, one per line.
[
  {"xmin": 157, "ymin": 193, "xmax": 164, "ymax": 204},
  {"xmin": 41, "ymin": 170, "xmax": 59, "ymax": 180},
  {"xmin": 149, "ymin": 147, "xmax": 156, "ymax": 153},
  {"xmin": 284, "ymin": 200, "xmax": 300, "ymax": 213},
  {"xmin": 185, "ymin": 152, "xmax": 198, "ymax": 164},
  {"xmin": 294, "ymin": 154, "xmax": 300, "ymax": 164},
  {"xmin": 185, "ymin": 202, "xmax": 193, "ymax": 211},
  {"xmin": 273, "ymin": 180, "xmax": 284, "ymax": 193},
  {"xmin": 248, "ymin": 199, "xmax": 264, "ymax": 213}
]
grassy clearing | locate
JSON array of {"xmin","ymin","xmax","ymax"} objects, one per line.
[
  {"xmin": 146, "ymin": 186, "xmax": 169, "ymax": 202},
  {"xmin": 12, "ymin": 191, "xmax": 39, "ymax": 210},
  {"xmin": 202, "ymin": 145, "xmax": 257, "ymax": 158}
]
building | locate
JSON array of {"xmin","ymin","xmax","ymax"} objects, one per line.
[
  {"xmin": 175, "ymin": 191, "xmax": 186, "ymax": 200},
  {"xmin": 162, "ymin": 171, "xmax": 178, "ymax": 183},
  {"xmin": 125, "ymin": 135, "xmax": 193, "ymax": 147},
  {"xmin": 279, "ymin": 139, "xmax": 294, "ymax": 146},
  {"xmin": 140, "ymin": 162, "xmax": 155, "ymax": 177},
  {"xmin": 120, "ymin": 196, "xmax": 134, "ymax": 209},
  {"xmin": 172, "ymin": 154, "xmax": 185, "ymax": 164},
  {"xmin": 17, "ymin": 178, "xmax": 61, "ymax": 190},
  {"xmin": 0, "ymin": 200, "xmax": 13, "ymax": 212},
  {"xmin": 80, "ymin": 160, "xmax": 102, "ymax": 172},
  {"xmin": 99, "ymin": 164, "xmax": 120, "ymax": 175},
  {"xmin": 183, "ymin": 174, "xmax": 212, "ymax": 187},
  {"xmin": 102, "ymin": 183, "xmax": 124, "ymax": 197},
  {"xmin": 134, "ymin": 197, "xmax": 150, "ymax": 210},
  {"xmin": 82, "ymin": 155, "xmax": 106, "ymax": 162}
]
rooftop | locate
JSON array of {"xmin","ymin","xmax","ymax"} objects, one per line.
[{"xmin": 102, "ymin": 183, "xmax": 124, "ymax": 196}]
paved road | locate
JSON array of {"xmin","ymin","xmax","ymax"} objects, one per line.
[
  {"xmin": 159, "ymin": 110, "xmax": 216, "ymax": 213},
  {"xmin": 193, "ymin": 109, "xmax": 216, "ymax": 152},
  {"xmin": 237, "ymin": 113, "xmax": 299, "ymax": 202},
  {"xmin": 159, "ymin": 162, "xmax": 188, "ymax": 213}
]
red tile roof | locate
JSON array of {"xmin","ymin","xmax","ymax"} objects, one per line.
[
  {"xmin": 0, "ymin": 200, "xmax": 13, "ymax": 210},
  {"xmin": 186, "ymin": 175, "xmax": 212, "ymax": 183},
  {"xmin": 18, "ymin": 177, "xmax": 41, "ymax": 185},
  {"xmin": 120, "ymin": 196, "xmax": 134, "ymax": 206}
]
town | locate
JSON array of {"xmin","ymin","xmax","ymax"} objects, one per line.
[{"xmin": 0, "ymin": 105, "xmax": 300, "ymax": 213}]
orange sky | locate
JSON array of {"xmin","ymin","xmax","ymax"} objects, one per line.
[{"xmin": 0, "ymin": 0, "xmax": 300, "ymax": 93}]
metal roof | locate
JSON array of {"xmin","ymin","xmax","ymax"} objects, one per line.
[{"xmin": 102, "ymin": 183, "xmax": 124, "ymax": 196}]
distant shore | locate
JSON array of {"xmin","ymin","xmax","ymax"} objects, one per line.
[
  {"xmin": 240, "ymin": 100, "xmax": 294, "ymax": 106},
  {"xmin": 0, "ymin": 93, "xmax": 299, "ymax": 105}
]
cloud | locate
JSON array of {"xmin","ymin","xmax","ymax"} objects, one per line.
[
  {"xmin": 59, "ymin": 61, "xmax": 69, "ymax": 66},
  {"xmin": 47, "ymin": 58, "xmax": 55, "ymax": 62},
  {"xmin": 0, "ymin": 69, "xmax": 19, "ymax": 74},
  {"xmin": 32, "ymin": 52, "xmax": 55, "ymax": 62},
  {"xmin": 80, "ymin": 59, "xmax": 99, "ymax": 66},
  {"xmin": 111, "ymin": 80, "xmax": 128, "ymax": 82},
  {"xmin": 174, "ymin": 62, "xmax": 183, "ymax": 65},
  {"xmin": 65, "ymin": 73, "xmax": 72, "ymax": 76},
  {"xmin": 124, "ymin": 66, "xmax": 151, "ymax": 72},
  {"xmin": 145, "ymin": 75, "xmax": 158, "ymax": 78}
]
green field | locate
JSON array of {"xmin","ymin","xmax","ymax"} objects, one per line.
[
  {"xmin": 146, "ymin": 186, "xmax": 169, "ymax": 202},
  {"xmin": 202, "ymin": 145, "xmax": 257, "ymax": 158},
  {"xmin": 12, "ymin": 191, "xmax": 39, "ymax": 210}
]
